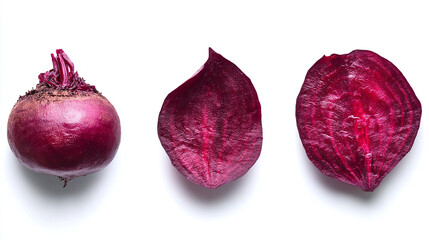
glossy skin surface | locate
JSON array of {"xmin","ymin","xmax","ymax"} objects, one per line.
[
  {"xmin": 158, "ymin": 49, "xmax": 262, "ymax": 189},
  {"xmin": 8, "ymin": 92, "xmax": 121, "ymax": 181},
  {"xmin": 296, "ymin": 50, "xmax": 421, "ymax": 191}
]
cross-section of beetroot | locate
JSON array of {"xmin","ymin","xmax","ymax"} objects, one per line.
[
  {"xmin": 158, "ymin": 48, "xmax": 262, "ymax": 189},
  {"xmin": 296, "ymin": 50, "xmax": 421, "ymax": 191}
]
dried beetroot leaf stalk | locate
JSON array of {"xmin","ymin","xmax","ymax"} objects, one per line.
[
  {"xmin": 158, "ymin": 48, "xmax": 263, "ymax": 189},
  {"xmin": 37, "ymin": 49, "xmax": 97, "ymax": 92},
  {"xmin": 296, "ymin": 50, "xmax": 422, "ymax": 192}
]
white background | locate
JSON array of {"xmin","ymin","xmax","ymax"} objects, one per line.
[{"xmin": 1, "ymin": 0, "xmax": 428, "ymax": 239}]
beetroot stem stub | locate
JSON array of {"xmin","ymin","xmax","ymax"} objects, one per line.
[
  {"xmin": 158, "ymin": 48, "xmax": 263, "ymax": 189},
  {"xmin": 296, "ymin": 50, "xmax": 422, "ymax": 192}
]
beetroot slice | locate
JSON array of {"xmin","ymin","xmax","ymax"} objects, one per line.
[
  {"xmin": 158, "ymin": 48, "xmax": 262, "ymax": 189},
  {"xmin": 296, "ymin": 50, "xmax": 422, "ymax": 192}
]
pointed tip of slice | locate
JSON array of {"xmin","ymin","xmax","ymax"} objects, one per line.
[{"xmin": 208, "ymin": 47, "xmax": 216, "ymax": 56}]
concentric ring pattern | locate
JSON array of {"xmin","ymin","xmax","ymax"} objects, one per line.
[{"xmin": 296, "ymin": 50, "xmax": 421, "ymax": 191}]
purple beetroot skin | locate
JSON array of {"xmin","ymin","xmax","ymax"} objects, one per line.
[
  {"xmin": 158, "ymin": 48, "xmax": 262, "ymax": 189},
  {"xmin": 296, "ymin": 50, "xmax": 422, "ymax": 191},
  {"xmin": 7, "ymin": 50, "xmax": 121, "ymax": 186}
]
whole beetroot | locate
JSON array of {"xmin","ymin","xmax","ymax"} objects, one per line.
[{"xmin": 7, "ymin": 49, "xmax": 121, "ymax": 186}]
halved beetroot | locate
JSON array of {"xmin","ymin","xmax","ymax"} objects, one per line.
[
  {"xmin": 296, "ymin": 50, "xmax": 422, "ymax": 191},
  {"xmin": 158, "ymin": 48, "xmax": 262, "ymax": 189}
]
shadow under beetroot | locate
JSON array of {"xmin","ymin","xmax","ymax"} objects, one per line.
[
  {"xmin": 166, "ymin": 155, "xmax": 249, "ymax": 204},
  {"xmin": 297, "ymin": 137, "xmax": 382, "ymax": 201},
  {"xmin": 313, "ymin": 168, "xmax": 379, "ymax": 201},
  {"xmin": 12, "ymin": 153, "xmax": 104, "ymax": 198}
]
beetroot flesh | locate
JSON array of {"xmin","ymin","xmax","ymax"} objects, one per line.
[
  {"xmin": 7, "ymin": 50, "xmax": 121, "ymax": 186},
  {"xmin": 296, "ymin": 50, "xmax": 421, "ymax": 191},
  {"xmin": 158, "ymin": 48, "xmax": 262, "ymax": 189}
]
